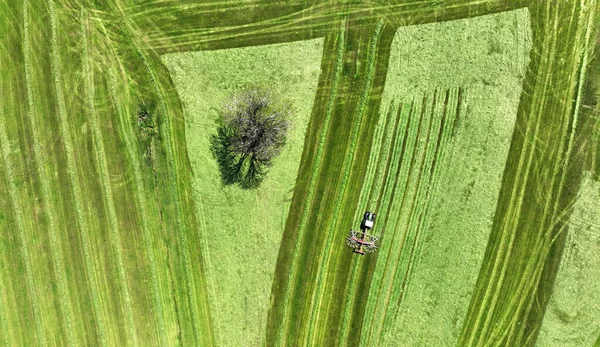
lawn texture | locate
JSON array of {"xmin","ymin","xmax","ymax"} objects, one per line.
[
  {"xmin": 161, "ymin": 38, "xmax": 324, "ymax": 347},
  {"xmin": 1, "ymin": 0, "xmax": 599, "ymax": 346}
]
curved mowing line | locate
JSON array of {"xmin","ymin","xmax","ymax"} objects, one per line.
[
  {"xmin": 502, "ymin": 5, "xmax": 596, "ymax": 345},
  {"xmin": 50, "ymin": 7, "xmax": 108, "ymax": 346},
  {"xmin": 26, "ymin": 1, "xmax": 76, "ymax": 345},
  {"xmin": 81, "ymin": 16, "xmax": 138, "ymax": 346},
  {"xmin": 133, "ymin": 38, "xmax": 204, "ymax": 346},
  {"xmin": 475, "ymin": 9, "xmax": 561, "ymax": 347},
  {"xmin": 0, "ymin": 112, "xmax": 45, "ymax": 346},
  {"xmin": 106, "ymin": 64, "xmax": 168, "ymax": 346},
  {"xmin": 462, "ymin": 6, "xmax": 560, "ymax": 346},
  {"xmin": 275, "ymin": 21, "xmax": 346, "ymax": 347},
  {"xmin": 98, "ymin": 17, "xmax": 169, "ymax": 345},
  {"xmin": 304, "ymin": 20, "xmax": 384, "ymax": 347}
]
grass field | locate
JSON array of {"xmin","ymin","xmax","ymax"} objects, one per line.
[
  {"xmin": 536, "ymin": 174, "xmax": 600, "ymax": 347},
  {"xmin": 161, "ymin": 38, "xmax": 324, "ymax": 347},
  {"xmin": 0, "ymin": 0, "xmax": 599, "ymax": 346},
  {"xmin": 362, "ymin": 10, "xmax": 532, "ymax": 346}
]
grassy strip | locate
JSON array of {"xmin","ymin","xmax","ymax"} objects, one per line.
[
  {"xmin": 381, "ymin": 91, "xmax": 445, "ymax": 333},
  {"xmin": 128, "ymin": 28, "xmax": 213, "ymax": 344},
  {"xmin": 360, "ymin": 99, "xmax": 417, "ymax": 347},
  {"xmin": 275, "ymin": 21, "xmax": 346, "ymax": 347},
  {"xmin": 49, "ymin": 6, "xmax": 108, "ymax": 345},
  {"xmin": 304, "ymin": 20, "xmax": 384, "ymax": 347},
  {"xmin": 372, "ymin": 93, "xmax": 436, "ymax": 344},
  {"xmin": 495, "ymin": 4, "xmax": 597, "ymax": 344},
  {"xmin": 337, "ymin": 97, "xmax": 397, "ymax": 347},
  {"xmin": 99, "ymin": 20, "xmax": 169, "ymax": 345},
  {"xmin": 134, "ymin": 0, "xmax": 526, "ymax": 53},
  {"xmin": 458, "ymin": 2, "xmax": 598, "ymax": 345},
  {"xmin": 25, "ymin": 0, "xmax": 76, "ymax": 345},
  {"xmin": 81, "ymin": 15, "xmax": 138, "ymax": 346},
  {"xmin": 0, "ymin": 99, "xmax": 45, "ymax": 346}
]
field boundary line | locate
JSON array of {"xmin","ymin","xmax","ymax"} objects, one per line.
[
  {"xmin": 49, "ymin": 6, "xmax": 108, "ymax": 345},
  {"xmin": 24, "ymin": 0, "xmax": 78, "ymax": 345},
  {"xmin": 275, "ymin": 20, "xmax": 346, "ymax": 347},
  {"xmin": 82, "ymin": 14, "xmax": 138, "ymax": 346},
  {"xmin": 304, "ymin": 20, "xmax": 384, "ymax": 347}
]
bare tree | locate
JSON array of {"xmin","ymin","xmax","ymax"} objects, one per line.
[{"xmin": 210, "ymin": 88, "xmax": 291, "ymax": 189}]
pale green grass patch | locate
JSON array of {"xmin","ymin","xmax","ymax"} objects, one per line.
[
  {"xmin": 359, "ymin": 8, "xmax": 533, "ymax": 346},
  {"xmin": 536, "ymin": 174, "xmax": 600, "ymax": 347},
  {"xmin": 162, "ymin": 38, "xmax": 323, "ymax": 347}
]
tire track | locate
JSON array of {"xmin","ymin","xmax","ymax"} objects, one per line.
[
  {"xmin": 130, "ymin": 35, "xmax": 208, "ymax": 346},
  {"xmin": 304, "ymin": 20, "xmax": 384, "ymax": 347},
  {"xmin": 81, "ymin": 13, "xmax": 138, "ymax": 346},
  {"xmin": 0, "ymin": 105, "xmax": 45, "ymax": 347},
  {"xmin": 274, "ymin": 21, "xmax": 346, "ymax": 347},
  {"xmin": 359, "ymin": 88, "xmax": 462, "ymax": 346},
  {"xmin": 105, "ymin": 63, "xmax": 168, "ymax": 346},
  {"xmin": 361, "ymin": 99, "xmax": 419, "ymax": 347},
  {"xmin": 461, "ymin": 6, "xmax": 560, "ymax": 345},
  {"xmin": 337, "ymin": 99, "xmax": 397, "ymax": 347},
  {"xmin": 49, "ymin": 6, "xmax": 108, "ymax": 345},
  {"xmin": 26, "ymin": 1, "xmax": 77, "ymax": 344}
]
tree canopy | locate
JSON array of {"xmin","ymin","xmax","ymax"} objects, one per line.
[{"xmin": 210, "ymin": 88, "xmax": 291, "ymax": 189}]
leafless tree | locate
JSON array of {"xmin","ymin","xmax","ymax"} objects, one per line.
[{"xmin": 210, "ymin": 88, "xmax": 291, "ymax": 189}]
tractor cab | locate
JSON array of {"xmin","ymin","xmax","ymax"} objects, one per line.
[{"xmin": 361, "ymin": 211, "xmax": 376, "ymax": 230}]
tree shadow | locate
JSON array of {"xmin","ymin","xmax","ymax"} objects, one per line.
[{"xmin": 210, "ymin": 125, "xmax": 267, "ymax": 190}]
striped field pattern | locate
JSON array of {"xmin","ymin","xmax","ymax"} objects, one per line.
[{"xmin": 0, "ymin": 0, "xmax": 599, "ymax": 346}]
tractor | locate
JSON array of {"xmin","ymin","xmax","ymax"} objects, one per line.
[{"xmin": 346, "ymin": 211, "xmax": 378, "ymax": 255}]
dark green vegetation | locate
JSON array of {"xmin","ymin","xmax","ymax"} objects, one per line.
[
  {"xmin": 1, "ymin": 1, "xmax": 599, "ymax": 347},
  {"xmin": 210, "ymin": 88, "xmax": 291, "ymax": 189}
]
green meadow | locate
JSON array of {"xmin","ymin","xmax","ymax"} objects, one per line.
[{"xmin": 0, "ymin": 1, "xmax": 599, "ymax": 346}]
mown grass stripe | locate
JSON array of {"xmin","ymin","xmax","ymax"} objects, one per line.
[
  {"xmin": 275, "ymin": 20, "xmax": 346, "ymax": 347},
  {"xmin": 26, "ymin": 1, "xmax": 76, "ymax": 345},
  {"xmin": 361, "ymin": 99, "xmax": 419, "ymax": 347},
  {"xmin": 49, "ymin": 6, "xmax": 108, "ymax": 345},
  {"xmin": 373, "ymin": 92, "xmax": 437, "ymax": 343},
  {"xmin": 105, "ymin": 63, "xmax": 167, "ymax": 346},
  {"xmin": 97, "ymin": 16, "xmax": 170, "ymax": 345},
  {"xmin": 131, "ymin": 37, "xmax": 205, "ymax": 346},
  {"xmin": 196, "ymin": 204, "xmax": 223, "ymax": 346},
  {"xmin": 497, "ymin": 4, "xmax": 596, "ymax": 344},
  {"xmin": 0, "ymin": 270, "xmax": 8, "ymax": 347},
  {"xmin": 81, "ymin": 14, "xmax": 138, "ymax": 346},
  {"xmin": 337, "ymin": 98, "xmax": 398, "ymax": 347},
  {"xmin": 0, "ymin": 105, "xmax": 45, "ymax": 347},
  {"xmin": 304, "ymin": 20, "xmax": 384, "ymax": 347},
  {"xmin": 382, "ymin": 90, "xmax": 449, "ymax": 336},
  {"xmin": 460, "ymin": 5, "xmax": 561, "ymax": 345}
]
